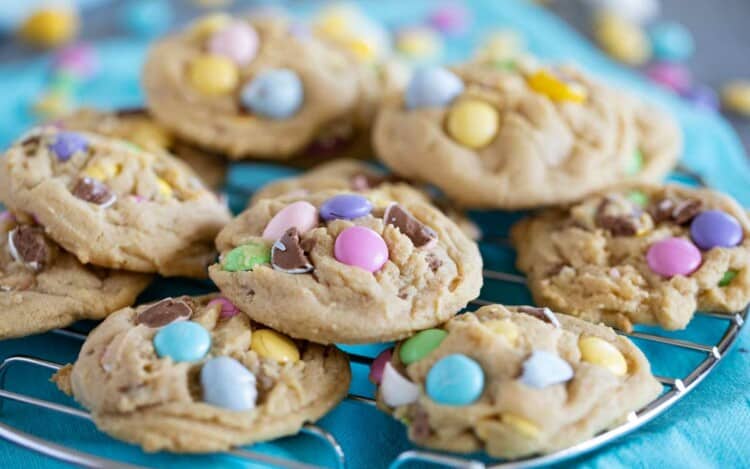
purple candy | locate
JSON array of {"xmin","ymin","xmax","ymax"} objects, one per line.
[
  {"xmin": 690, "ymin": 210, "xmax": 743, "ymax": 250},
  {"xmin": 49, "ymin": 132, "xmax": 88, "ymax": 161},
  {"xmin": 682, "ymin": 84, "xmax": 719, "ymax": 111},
  {"xmin": 320, "ymin": 194, "xmax": 373, "ymax": 221}
]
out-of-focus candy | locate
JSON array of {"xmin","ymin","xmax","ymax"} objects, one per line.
[
  {"xmin": 474, "ymin": 29, "xmax": 525, "ymax": 65},
  {"xmin": 646, "ymin": 62, "xmax": 691, "ymax": 94},
  {"xmin": 396, "ymin": 26, "xmax": 443, "ymax": 62},
  {"xmin": 188, "ymin": 55, "xmax": 239, "ymax": 95},
  {"xmin": 208, "ymin": 21, "xmax": 259, "ymax": 66},
  {"xmin": 527, "ymin": 69, "xmax": 587, "ymax": 103},
  {"xmin": 593, "ymin": 11, "xmax": 651, "ymax": 66},
  {"xmin": 190, "ymin": 13, "xmax": 231, "ymax": 40},
  {"xmin": 19, "ymin": 7, "xmax": 79, "ymax": 48},
  {"xmin": 722, "ymin": 80, "xmax": 750, "ymax": 116},
  {"xmin": 583, "ymin": 0, "xmax": 660, "ymax": 25},
  {"xmin": 649, "ymin": 21, "xmax": 694, "ymax": 62},
  {"xmin": 429, "ymin": 2, "xmax": 471, "ymax": 36},
  {"xmin": 682, "ymin": 84, "xmax": 719, "ymax": 111},
  {"xmin": 121, "ymin": 0, "xmax": 174, "ymax": 38},
  {"xmin": 48, "ymin": 71, "xmax": 78, "ymax": 94},
  {"xmin": 578, "ymin": 336, "xmax": 628, "ymax": 376},
  {"xmin": 313, "ymin": 3, "xmax": 390, "ymax": 63},
  {"xmin": 32, "ymin": 91, "xmax": 73, "ymax": 119},
  {"xmin": 446, "ymin": 99, "xmax": 499, "ymax": 149},
  {"xmin": 404, "ymin": 66, "xmax": 464, "ymax": 110},
  {"xmin": 53, "ymin": 43, "xmax": 99, "ymax": 79},
  {"xmin": 240, "ymin": 69, "xmax": 304, "ymax": 119}
]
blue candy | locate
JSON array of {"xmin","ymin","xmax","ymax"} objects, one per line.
[
  {"xmin": 649, "ymin": 21, "xmax": 694, "ymax": 62},
  {"xmin": 153, "ymin": 321, "xmax": 211, "ymax": 362},
  {"xmin": 426, "ymin": 354, "xmax": 484, "ymax": 406},
  {"xmin": 121, "ymin": 0, "xmax": 174, "ymax": 38},
  {"xmin": 320, "ymin": 194, "xmax": 373, "ymax": 221},
  {"xmin": 404, "ymin": 66, "xmax": 464, "ymax": 110},
  {"xmin": 519, "ymin": 350, "xmax": 574, "ymax": 389},
  {"xmin": 49, "ymin": 132, "xmax": 88, "ymax": 161},
  {"xmin": 241, "ymin": 69, "xmax": 304, "ymax": 119},
  {"xmin": 201, "ymin": 356, "xmax": 258, "ymax": 411}
]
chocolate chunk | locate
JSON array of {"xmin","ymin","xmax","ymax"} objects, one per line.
[
  {"xmin": 115, "ymin": 107, "xmax": 148, "ymax": 117},
  {"xmin": 597, "ymin": 215, "xmax": 639, "ymax": 236},
  {"xmin": 426, "ymin": 252, "xmax": 443, "ymax": 272},
  {"xmin": 350, "ymin": 172, "xmax": 407, "ymax": 191},
  {"xmin": 135, "ymin": 298, "xmax": 192, "ymax": 328},
  {"xmin": 649, "ymin": 198, "xmax": 675, "ymax": 223},
  {"xmin": 71, "ymin": 177, "xmax": 117, "ymax": 207},
  {"xmin": 595, "ymin": 197, "xmax": 640, "ymax": 236},
  {"xmin": 672, "ymin": 199, "xmax": 703, "ymax": 224},
  {"xmin": 8, "ymin": 226, "xmax": 50, "ymax": 271},
  {"xmin": 20, "ymin": 134, "xmax": 41, "ymax": 152},
  {"xmin": 384, "ymin": 203, "xmax": 438, "ymax": 248},
  {"xmin": 271, "ymin": 228, "xmax": 313, "ymax": 274},
  {"xmin": 517, "ymin": 306, "xmax": 561, "ymax": 328},
  {"xmin": 409, "ymin": 405, "xmax": 432, "ymax": 441}
]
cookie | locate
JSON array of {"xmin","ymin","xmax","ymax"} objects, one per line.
[
  {"xmin": 58, "ymin": 108, "xmax": 228, "ymax": 189},
  {"xmin": 249, "ymin": 159, "xmax": 482, "ymax": 240},
  {"xmin": 0, "ymin": 212, "xmax": 151, "ymax": 339},
  {"xmin": 0, "ymin": 127, "xmax": 231, "ymax": 278},
  {"xmin": 373, "ymin": 61, "xmax": 681, "ymax": 209},
  {"xmin": 209, "ymin": 190, "xmax": 483, "ymax": 344},
  {"xmin": 372, "ymin": 304, "xmax": 661, "ymax": 459},
  {"xmin": 143, "ymin": 15, "xmax": 381, "ymax": 159},
  {"xmin": 52, "ymin": 294, "xmax": 350, "ymax": 452},
  {"xmin": 511, "ymin": 184, "xmax": 750, "ymax": 331}
]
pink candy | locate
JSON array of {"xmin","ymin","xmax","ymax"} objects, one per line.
[
  {"xmin": 646, "ymin": 62, "xmax": 691, "ymax": 94},
  {"xmin": 208, "ymin": 22, "xmax": 259, "ymax": 66},
  {"xmin": 262, "ymin": 201, "xmax": 318, "ymax": 241},
  {"xmin": 334, "ymin": 226, "xmax": 389, "ymax": 273},
  {"xmin": 369, "ymin": 348, "xmax": 393, "ymax": 384},
  {"xmin": 429, "ymin": 2, "xmax": 470, "ymax": 35},
  {"xmin": 646, "ymin": 237, "xmax": 702, "ymax": 278},
  {"xmin": 208, "ymin": 297, "xmax": 241, "ymax": 319},
  {"xmin": 54, "ymin": 44, "xmax": 99, "ymax": 79}
]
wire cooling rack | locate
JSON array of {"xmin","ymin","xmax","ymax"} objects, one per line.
[{"xmin": 0, "ymin": 166, "xmax": 746, "ymax": 468}]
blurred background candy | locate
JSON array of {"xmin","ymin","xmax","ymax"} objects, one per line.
[{"xmin": 120, "ymin": 0, "xmax": 174, "ymax": 38}]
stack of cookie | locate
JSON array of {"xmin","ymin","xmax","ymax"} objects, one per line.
[{"xmin": 0, "ymin": 10, "xmax": 745, "ymax": 463}]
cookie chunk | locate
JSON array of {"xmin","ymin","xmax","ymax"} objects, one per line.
[
  {"xmin": 209, "ymin": 190, "xmax": 483, "ymax": 344},
  {"xmin": 250, "ymin": 159, "xmax": 481, "ymax": 240},
  {"xmin": 143, "ymin": 15, "xmax": 380, "ymax": 159},
  {"xmin": 512, "ymin": 184, "xmax": 750, "ymax": 331},
  {"xmin": 52, "ymin": 294, "xmax": 350, "ymax": 453},
  {"xmin": 0, "ymin": 127, "xmax": 231, "ymax": 277},
  {"xmin": 58, "ymin": 108, "xmax": 228, "ymax": 189},
  {"xmin": 372, "ymin": 304, "xmax": 661, "ymax": 459},
  {"xmin": 373, "ymin": 62, "xmax": 681, "ymax": 209},
  {"xmin": 0, "ymin": 213, "xmax": 151, "ymax": 339}
]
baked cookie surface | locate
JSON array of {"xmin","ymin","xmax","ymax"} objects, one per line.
[
  {"xmin": 53, "ymin": 294, "xmax": 350, "ymax": 452},
  {"xmin": 0, "ymin": 213, "xmax": 151, "ymax": 339},
  {"xmin": 143, "ymin": 15, "xmax": 379, "ymax": 159},
  {"xmin": 512, "ymin": 184, "xmax": 750, "ymax": 331},
  {"xmin": 373, "ymin": 62, "xmax": 681, "ymax": 209},
  {"xmin": 0, "ymin": 127, "xmax": 231, "ymax": 277},
  {"xmin": 210, "ymin": 190, "xmax": 483, "ymax": 344},
  {"xmin": 372, "ymin": 304, "xmax": 661, "ymax": 459}
]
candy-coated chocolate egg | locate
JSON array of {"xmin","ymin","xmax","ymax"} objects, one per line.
[
  {"xmin": 188, "ymin": 55, "xmax": 238, "ymax": 96},
  {"xmin": 49, "ymin": 132, "xmax": 88, "ymax": 161},
  {"xmin": 646, "ymin": 237, "xmax": 701, "ymax": 277},
  {"xmin": 578, "ymin": 336, "xmax": 628, "ymax": 376},
  {"xmin": 646, "ymin": 62, "xmax": 691, "ymax": 94},
  {"xmin": 241, "ymin": 69, "xmax": 304, "ymax": 119},
  {"xmin": 222, "ymin": 243, "xmax": 270, "ymax": 272},
  {"xmin": 399, "ymin": 329, "xmax": 447, "ymax": 365},
  {"xmin": 334, "ymin": 226, "xmax": 389, "ymax": 272},
  {"xmin": 519, "ymin": 350, "xmax": 574, "ymax": 389},
  {"xmin": 381, "ymin": 362, "xmax": 419, "ymax": 407},
  {"xmin": 649, "ymin": 21, "xmax": 694, "ymax": 62},
  {"xmin": 201, "ymin": 356, "xmax": 257, "ymax": 411},
  {"xmin": 369, "ymin": 348, "xmax": 393, "ymax": 384},
  {"xmin": 594, "ymin": 12, "xmax": 651, "ymax": 66},
  {"xmin": 483, "ymin": 319, "xmax": 519, "ymax": 346},
  {"xmin": 208, "ymin": 21, "xmax": 259, "ymax": 66},
  {"xmin": 154, "ymin": 321, "xmax": 211, "ymax": 362},
  {"xmin": 207, "ymin": 297, "xmax": 241, "ymax": 319},
  {"xmin": 262, "ymin": 201, "xmax": 318, "ymax": 241},
  {"xmin": 404, "ymin": 66, "xmax": 464, "ymax": 110},
  {"xmin": 426, "ymin": 354, "xmax": 484, "ymax": 405},
  {"xmin": 722, "ymin": 81, "xmax": 750, "ymax": 116},
  {"xmin": 251, "ymin": 329, "xmax": 300, "ymax": 364},
  {"xmin": 446, "ymin": 99, "xmax": 498, "ymax": 149},
  {"xmin": 526, "ymin": 69, "xmax": 587, "ymax": 103},
  {"xmin": 690, "ymin": 210, "xmax": 743, "ymax": 250},
  {"xmin": 320, "ymin": 194, "xmax": 373, "ymax": 221},
  {"xmin": 19, "ymin": 8, "xmax": 78, "ymax": 48}
]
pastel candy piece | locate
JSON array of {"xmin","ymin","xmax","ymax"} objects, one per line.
[
  {"xmin": 649, "ymin": 21, "xmax": 694, "ymax": 62},
  {"xmin": 627, "ymin": 190, "xmax": 649, "ymax": 207},
  {"xmin": 188, "ymin": 54, "xmax": 239, "ymax": 96},
  {"xmin": 8, "ymin": 226, "xmax": 49, "ymax": 271},
  {"xmin": 241, "ymin": 69, "xmax": 304, "ymax": 119},
  {"xmin": 526, "ymin": 69, "xmax": 587, "ymax": 103},
  {"xmin": 646, "ymin": 237, "xmax": 701, "ymax": 277},
  {"xmin": 201, "ymin": 356, "xmax": 257, "ymax": 411},
  {"xmin": 49, "ymin": 131, "xmax": 87, "ymax": 161},
  {"xmin": 190, "ymin": 13, "xmax": 232, "ymax": 40},
  {"xmin": 222, "ymin": 243, "xmax": 270, "ymax": 272},
  {"xmin": 446, "ymin": 99, "xmax": 499, "ymax": 149},
  {"xmin": 369, "ymin": 348, "xmax": 393, "ymax": 384},
  {"xmin": 135, "ymin": 298, "xmax": 192, "ymax": 328},
  {"xmin": 154, "ymin": 321, "xmax": 211, "ymax": 362},
  {"xmin": 396, "ymin": 26, "xmax": 442, "ymax": 60},
  {"xmin": 381, "ymin": 362, "xmax": 419, "ymax": 407},
  {"xmin": 271, "ymin": 228, "xmax": 313, "ymax": 274},
  {"xmin": 54, "ymin": 43, "xmax": 98, "ymax": 79},
  {"xmin": 586, "ymin": 0, "xmax": 660, "ymax": 24},
  {"xmin": 594, "ymin": 12, "xmax": 651, "ymax": 66},
  {"xmin": 207, "ymin": 297, "xmax": 241, "ymax": 319},
  {"xmin": 71, "ymin": 177, "xmax": 117, "ymax": 208},
  {"xmin": 426, "ymin": 354, "xmax": 484, "ymax": 406},
  {"xmin": 722, "ymin": 81, "xmax": 750, "ymax": 116},
  {"xmin": 404, "ymin": 66, "xmax": 464, "ymax": 110},
  {"xmin": 483, "ymin": 319, "xmax": 519, "ymax": 346},
  {"xmin": 19, "ymin": 8, "xmax": 78, "ymax": 48},
  {"xmin": 719, "ymin": 270, "xmax": 738, "ymax": 287},
  {"xmin": 625, "ymin": 149, "xmax": 644, "ymax": 175},
  {"xmin": 646, "ymin": 62, "xmax": 691, "ymax": 94},
  {"xmin": 682, "ymin": 85, "xmax": 719, "ymax": 111},
  {"xmin": 429, "ymin": 2, "xmax": 470, "ymax": 35},
  {"xmin": 384, "ymin": 203, "xmax": 437, "ymax": 249},
  {"xmin": 519, "ymin": 350, "xmax": 574, "ymax": 389},
  {"xmin": 517, "ymin": 306, "xmax": 561, "ymax": 328},
  {"xmin": 320, "ymin": 194, "xmax": 373, "ymax": 221},
  {"xmin": 334, "ymin": 226, "xmax": 389, "ymax": 273},
  {"xmin": 251, "ymin": 329, "xmax": 300, "ymax": 364},
  {"xmin": 122, "ymin": 0, "xmax": 174, "ymax": 38},
  {"xmin": 578, "ymin": 336, "xmax": 628, "ymax": 376},
  {"xmin": 690, "ymin": 210, "xmax": 743, "ymax": 250},
  {"xmin": 262, "ymin": 201, "xmax": 318, "ymax": 241},
  {"xmin": 208, "ymin": 21, "xmax": 259, "ymax": 66},
  {"xmin": 399, "ymin": 329, "xmax": 447, "ymax": 365}
]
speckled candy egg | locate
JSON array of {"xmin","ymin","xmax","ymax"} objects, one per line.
[
  {"xmin": 154, "ymin": 321, "xmax": 211, "ymax": 362},
  {"xmin": 200, "ymin": 356, "xmax": 257, "ymax": 411},
  {"xmin": 426, "ymin": 354, "xmax": 484, "ymax": 406},
  {"xmin": 241, "ymin": 69, "xmax": 304, "ymax": 119},
  {"xmin": 404, "ymin": 66, "xmax": 464, "ymax": 110}
]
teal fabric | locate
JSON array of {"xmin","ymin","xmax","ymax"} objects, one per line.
[{"xmin": 0, "ymin": 1, "xmax": 748, "ymax": 467}]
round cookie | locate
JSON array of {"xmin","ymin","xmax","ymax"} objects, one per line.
[
  {"xmin": 0, "ymin": 213, "xmax": 151, "ymax": 339},
  {"xmin": 249, "ymin": 159, "xmax": 482, "ymax": 240},
  {"xmin": 209, "ymin": 190, "xmax": 483, "ymax": 344},
  {"xmin": 511, "ymin": 184, "xmax": 750, "ymax": 331},
  {"xmin": 52, "ymin": 294, "xmax": 350, "ymax": 452},
  {"xmin": 143, "ymin": 15, "xmax": 381, "ymax": 159},
  {"xmin": 58, "ymin": 108, "xmax": 228, "ymax": 189},
  {"xmin": 373, "ymin": 61, "xmax": 681, "ymax": 209},
  {"xmin": 0, "ymin": 127, "xmax": 231, "ymax": 278},
  {"xmin": 373, "ymin": 304, "xmax": 661, "ymax": 459}
]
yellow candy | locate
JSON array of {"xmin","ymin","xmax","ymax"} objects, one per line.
[
  {"xmin": 594, "ymin": 12, "xmax": 651, "ymax": 66},
  {"xmin": 190, "ymin": 13, "xmax": 231, "ymax": 40},
  {"xmin": 483, "ymin": 319, "xmax": 519, "ymax": 346},
  {"xmin": 527, "ymin": 69, "xmax": 587, "ymax": 103},
  {"xmin": 188, "ymin": 55, "xmax": 238, "ymax": 96},
  {"xmin": 578, "ymin": 336, "xmax": 628, "ymax": 376},
  {"xmin": 502, "ymin": 414, "xmax": 540, "ymax": 438},
  {"xmin": 32, "ymin": 92, "xmax": 72, "ymax": 119},
  {"xmin": 155, "ymin": 177, "xmax": 174, "ymax": 198},
  {"xmin": 251, "ymin": 329, "xmax": 300, "ymax": 364},
  {"xmin": 20, "ymin": 8, "xmax": 78, "ymax": 48},
  {"xmin": 84, "ymin": 162, "xmax": 121, "ymax": 181},
  {"xmin": 396, "ymin": 28, "xmax": 441, "ymax": 59},
  {"xmin": 347, "ymin": 37, "xmax": 378, "ymax": 62},
  {"xmin": 129, "ymin": 123, "xmax": 173, "ymax": 151},
  {"xmin": 476, "ymin": 30, "xmax": 524, "ymax": 62},
  {"xmin": 722, "ymin": 81, "xmax": 750, "ymax": 116},
  {"xmin": 446, "ymin": 99, "xmax": 499, "ymax": 149}
]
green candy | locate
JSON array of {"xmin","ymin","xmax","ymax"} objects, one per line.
[
  {"xmin": 492, "ymin": 59, "xmax": 516, "ymax": 70},
  {"xmin": 718, "ymin": 270, "xmax": 738, "ymax": 287},
  {"xmin": 626, "ymin": 190, "xmax": 649, "ymax": 207},
  {"xmin": 222, "ymin": 243, "xmax": 270, "ymax": 272},
  {"xmin": 399, "ymin": 329, "xmax": 447, "ymax": 365},
  {"xmin": 625, "ymin": 149, "xmax": 644, "ymax": 176}
]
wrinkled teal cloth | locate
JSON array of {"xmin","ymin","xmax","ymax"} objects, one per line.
[{"xmin": 0, "ymin": 1, "xmax": 748, "ymax": 468}]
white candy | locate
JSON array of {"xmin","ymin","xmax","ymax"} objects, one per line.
[
  {"xmin": 381, "ymin": 362, "xmax": 419, "ymax": 407},
  {"xmin": 582, "ymin": 0, "xmax": 660, "ymax": 24},
  {"xmin": 519, "ymin": 350, "xmax": 574, "ymax": 389}
]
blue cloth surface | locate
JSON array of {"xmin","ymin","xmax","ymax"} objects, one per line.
[{"xmin": 0, "ymin": 1, "xmax": 748, "ymax": 468}]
